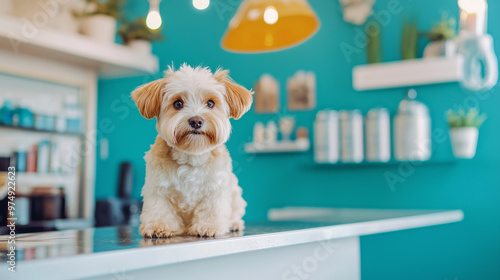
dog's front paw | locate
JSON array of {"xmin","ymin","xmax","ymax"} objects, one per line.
[
  {"xmin": 188, "ymin": 222, "xmax": 229, "ymax": 237},
  {"xmin": 230, "ymin": 220, "xmax": 245, "ymax": 232},
  {"xmin": 140, "ymin": 220, "xmax": 184, "ymax": 238}
]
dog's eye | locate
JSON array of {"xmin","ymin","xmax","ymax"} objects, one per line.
[
  {"xmin": 173, "ymin": 100, "xmax": 183, "ymax": 110},
  {"xmin": 207, "ymin": 100, "xmax": 215, "ymax": 109}
]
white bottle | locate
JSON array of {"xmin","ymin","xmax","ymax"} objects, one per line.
[
  {"xmin": 314, "ymin": 111, "xmax": 328, "ymax": 163},
  {"xmin": 55, "ymin": 101, "xmax": 67, "ymax": 132},
  {"xmin": 394, "ymin": 89, "xmax": 431, "ymax": 161},
  {"xmin": 326, "ymin": 111, "xmax": 339, "ymax": 163},
  {"xmin": 253, "ymin": 122, "xmax": 265, "ymax": 144},
  {"xmin": 37, "ymin": 140, "xmax": 50, "ymax": 173},
  {"xmin": 340, "ymin": 110, "xmax": 364, "ymax": 163},
  {"xmin": 366, "ymin": 108, "xmax": 391, "ymax": 162},
  {"xmin": 64, "ymin": 95, "xmax": 83, "ymax": 133},
  {"xmin": 50, "ymin": 141, "xmax": 62, "ymax": 173},
  {"xmin": 266, "ymin": 121, "xmax": 278, "ymax": 145}
]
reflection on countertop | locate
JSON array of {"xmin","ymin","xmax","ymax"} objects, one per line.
[
  {"xmin": 0, "ymin": 208, "xmax": 465, "ymax": 262},
  {"xmin": 0, "ymin": 221, "xmax": 331, "ymax": 262},
  {"xmin": 0, "ymin": 208, "xmax": 463, "ymax": 280}
]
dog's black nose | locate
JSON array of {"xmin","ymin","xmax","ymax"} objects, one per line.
[{"xmin": 189, "ymin": 116, "xmax": 204, "ymax": 129}]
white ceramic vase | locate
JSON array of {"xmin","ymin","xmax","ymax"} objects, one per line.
[
  {"xmin": 449, "ymin": 127, "xmax": 479, "ymax": 159},
  {"xmin": 127, "ymin": 39, "xmax": 152, "ymax": 54},
  {"xmin": 80, "ymin": 15, "xmax": 117, "ymax": 44},
  {"xmin": 424, "ymin": 40, "xmax": 457, "ymax": 59}
]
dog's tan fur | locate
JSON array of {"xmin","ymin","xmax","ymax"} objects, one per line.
[{"xmin": 132, "ymin": 64, "xmax": 252, "ymax": 237}]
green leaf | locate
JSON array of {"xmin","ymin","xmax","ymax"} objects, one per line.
[
  {"xmin": 119, "ymin": 18, "xmax": 165, "ymax": 43},
  {"xmin": 447, "ymin": 107, "xmax": 487, "ymax": 128},
  {"xmin": 367, "ymin": 21, "xmax": 382, "ymax": 64},
  {"xmin": 426, "ymin": 12, "xmax": 457, "ymax": 42},
  {"xmin": 84, "ymin": 0, "xmax": 124, "ymax": 19}
]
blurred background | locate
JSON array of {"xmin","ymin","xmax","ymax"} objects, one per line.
[{"xmin": 0, "ymin": 0, "xmax": 499, "ymax": 279}]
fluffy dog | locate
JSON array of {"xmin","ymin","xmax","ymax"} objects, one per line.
[{"xmin": 131, "ymin": 64, "xmax": 253, "ymax": 238}]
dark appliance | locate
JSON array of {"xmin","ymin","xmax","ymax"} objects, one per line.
[{"xmin": 95, "ymin": 162, "xmax": 142, "ymax": 227}]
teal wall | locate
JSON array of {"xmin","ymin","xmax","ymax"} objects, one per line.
[{"xmin": 96, "ymin": 0, "xmax": 500, "ymax": 279}]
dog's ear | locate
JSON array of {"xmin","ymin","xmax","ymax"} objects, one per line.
[
  {"xmin": 131, "ymin": 79, "xmax": 166, "ymax": 119},
  {"xmin": 214, "ymin": 69, "xmax": 254, "ymax": 120}
]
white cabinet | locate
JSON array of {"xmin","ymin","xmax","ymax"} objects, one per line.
[{"xmin": 0, "ymin": 14, "xmax": 159, "ymax": 221}]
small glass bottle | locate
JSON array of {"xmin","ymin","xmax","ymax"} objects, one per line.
[
  {"xmin": 253, "ymin": 122, "xmax": 265, "ymax": 144},
  {"xmin": 13, "ymin": 100, "xmax": 34, "ymax": 128},
  {"xmin": 0, "ymin": 97, "xmax": 14, "ymax": 126},
  {"xmin": 64, "ymin": 95, "xmax": 82, "ymax": 133}
]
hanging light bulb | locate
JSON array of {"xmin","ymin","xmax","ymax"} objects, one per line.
[
  {"xmin": 458, "ymin": 0, "xmax": 487, "ymax": 35},
  {"xmin": 147, "ymin": 0, "xmax": 162, "ymax": 30},
  {"xmin": 458, "ymin": 0, "xmax": 487, "ymax": 14},
  {"xmin": 193, "ymin": 0, "xmax": 210, "ymax": 10}
]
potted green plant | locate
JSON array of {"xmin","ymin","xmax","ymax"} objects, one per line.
[
  {"xmin": 118, "ymin": 18, "xmax": 164, "ymax": 53},
  {"xmin": 447, "ymin": 107, "xmax": 486, "ymax": 159},
  {"xmin": 79, "ymin": 0, "xmax": 123, "ymax": 44},
  {"xmin": 423, "ymin": 13, "xmax": 457, "ymax": 58},
  {"xmin": 366, "ymin": 20, "xmax": 382, "ymax": 64},
  {"xmin": 401, "ymin": 21, "xmax": 418, "ymax": 60}
]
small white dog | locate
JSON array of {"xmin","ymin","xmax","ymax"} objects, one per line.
[{"xmin": 132, "ymin": 64, "xmax": 253, "ymax": 238}]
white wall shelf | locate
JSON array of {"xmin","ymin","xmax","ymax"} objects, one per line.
[
  {"xmin": 244, "ymin": 139, "xmax": 310, "ymax": 154},
  {"xmin": 353, "ymin": 57, "xmax": 463, "ymax": 91},
  {"xmin": 0, "ymin": 15, "xmax": 159, "ymax": 79},
  {"xmin": 312, "ymin": 159, "xmax": 458, "ymax": 168}
]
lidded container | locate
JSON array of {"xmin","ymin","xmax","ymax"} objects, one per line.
[
  {"xmin": 340, "ymin": 110, "xmax": 364, "ymax": 163},
  {"xmin": 314, "ymin": 110, "xmax": 339, "ymax": 163},
  {"xmin": 366, "ymin": 108, "xmax": 391, "ymax": 162},
  {"xmin": 394, "ymin": 89, "xmax": 431, "ymax": 161}
]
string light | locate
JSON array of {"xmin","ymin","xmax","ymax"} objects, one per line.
[
  {"xmin": 458, "ymin": 0, "xmax": 487, "ymax": 13},
  {"xmin": 147, "ymin": 0, "xmax": 162, "ymax": 30}
]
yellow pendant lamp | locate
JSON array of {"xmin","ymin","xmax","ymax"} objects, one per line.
[{"xmin": 221, "ymin": 0, "xmax": 320, "ymax": 53}]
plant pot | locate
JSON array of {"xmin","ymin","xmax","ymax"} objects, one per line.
[
  {"xmin": 423, "ymin": 40, "xmax": 457, "ymax": 58},
  {"xmin": 9, "ymin": 0, "xmax": 82, "ymax": 33},
  {"xmin": 0, "ymin": 0, "xmax": 11, "ymax": 14},
  {"xmin": 80, "ymin": 15, "xmax": 117, "ymax": 44},
  {"xmin": 51, "ymin": 2, "xmax": 83, "ymax": 33},
  {"xmin": 127, "ymin": 40, "xmax": 152, "ymax": 54},
  {"xmin": 8, "ymin": 0, "xmax": 37, "ymax": 17},
  {"xmin": 450, "ymin": 127, "xmax": 479, "ymax": 159}
]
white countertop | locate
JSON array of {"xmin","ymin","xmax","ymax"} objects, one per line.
[{"xmin": 0, "ymin": 208, "xmax": 463, "ymax": 280}]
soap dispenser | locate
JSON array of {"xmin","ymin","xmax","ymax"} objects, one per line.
[{"xmin": 394, "ymin": 89, "xmax": 431, "ymax": 161}]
